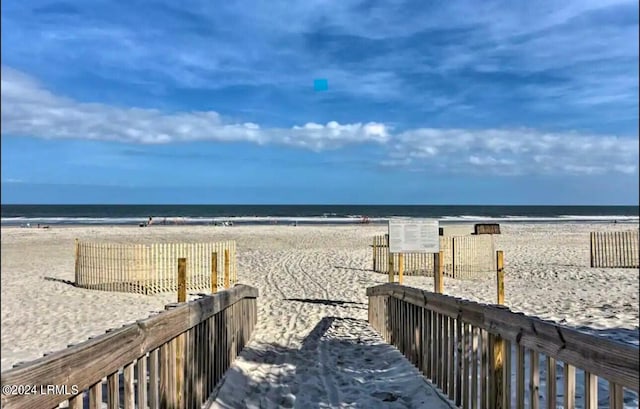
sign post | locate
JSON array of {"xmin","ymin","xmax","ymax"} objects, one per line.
[{"xmin": 387, "ymin": 218, "xmax": 440, "ymax": 283}]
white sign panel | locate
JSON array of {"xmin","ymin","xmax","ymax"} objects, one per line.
[{"xmin": 388, "ymin": 218, "xmax": 439, "ymax": 253}]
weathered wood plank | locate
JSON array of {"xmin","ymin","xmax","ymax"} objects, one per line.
[
  {"xmin": 136, "ymin": 355, "xmax": 147, "ymax": 409},
  {"xmin": 546, "ymin": 356, "xmax": 556, "ymax": 409},
  {"xmin": 530, "ymin": 350, "xmax": 539, "ymax": 409},
  {"xmin": 436, "ymin": 312, "xmax": 443, "ymax": 388},
  {"xmin": 516, "ymin": 345, "xmax": 525, "ymax": 409},
  {"xmin": 149, "ymin": 349, "xmax": 159, "ymax": 409},
  {"xmin": 428, "ymin": 305, "xmax": 435, "ymax": 381},
  {"xmin": 107, "ymin": 372, "xmax": 118, "ymax": 409},
  {"xmin": 88, "ymin": 382, "xmax": 102, "ymax": 409},
  {"xmin": 502, "ymin": 340, "xmax": 511, "ymax": 409},
  {"xmin": 176, "ymin": 332, "xmax": 185, "ymax": 409},
  {"xmin": 609, "ymin": 382, "xmax": 623, "ymax": 409},
  {"xmin": 456, "ymin": 318, "xmax": 463, "ymax": 408},
  {"xmin": 585, "ymin": 372, "xmax": 597, "ymax": 409},
  {"xmin": 68, "ymin": 394, "xmax": 83, "ymax": 409},
  {"xmin": 563, "ymin": 363, "xmax": 575, "ymax": 409},
  {"xmin": 459, "ymin": 319, "xmax": 475, "ymax": 409},
  {"xmin": 490, "ymin": 333, "xmax": 504, "ymax": 409},
  {"xmin": 448, "ymin": 316, "xmax": 455, "ymax": 400},
  {"xmin": 481, "ymin": 330, "xmax": 488, "ymax": 409},
  {"xmin": 471, "ymin": 327, "xmax": 478, "ymax": 409},
  {"xmin": 443, "ymin": 315, "xmax": 450, "ymax": 396},
  {"xmin": 123, "ymin": 363, "xmax": 135, "ymax": 409},
  {"xmin": 159, "ymin": 343, "xmax": 169, "ymax": 409}
]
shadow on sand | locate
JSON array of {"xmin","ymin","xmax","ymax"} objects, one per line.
[
  {"xmin": 333, "ymin": 266, "xmax": 375, "ymax": 272},
  {"xmin": 210, "ymin": 316, "xmax": 447, "ymax": 409},
  {"xmin": 43, "ymin": 276, "xmax": 76, "ymax": 286},
  {"xmin": 284, "ymin": 298, "xmax": 367, "ymax": 309}
]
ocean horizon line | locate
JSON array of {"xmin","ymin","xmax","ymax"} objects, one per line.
[
  {"xmin": 2, "ymin": 216, "xmax": 639, "ymax": 227},
  {"xmin": 2, "ymin": 203, "xmax": 639, "ymax": 206},
  {"xmin": 2, "ymin": 204, "xmax": 638, "ymax": 227}
]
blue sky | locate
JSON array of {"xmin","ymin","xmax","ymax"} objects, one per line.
[{"xmin": 1, "ymin": 0, "xmax": 638, "ymax": 204}]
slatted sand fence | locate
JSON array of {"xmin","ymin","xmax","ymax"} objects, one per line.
[
  {"xmin": 1, "ymin": 285, "xmax": 259, "ymax": 409},
  {"xmin": 75, "ymin": 240, "xmax": 238, "ymax": 294},
  {"xmin": 367, "ymin": 283, "xmax": 639, "ymax": 409},
  {"xmin": 372, "ymin": 235, "xmax": 496, "ymax": 279},
  {"xmin": 590, "ymin": 230, "xmax": 639, "ymax": 268}
]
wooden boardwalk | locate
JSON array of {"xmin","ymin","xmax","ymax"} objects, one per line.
[{"xmin": 369, "ymin": 284, "xmax": 639, "ymax": 409}]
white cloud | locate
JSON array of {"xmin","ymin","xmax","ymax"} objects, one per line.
[
  {"xmin": 386, "ymin": 128, "xmax": 638, "ymax": 176},
  {"xmin": 1, "ymin": 67, "xmax": 637, "ymax": 176},
  {"xmin": 0, "ymin": 66, "xmax": 389, "ymax": 150}
]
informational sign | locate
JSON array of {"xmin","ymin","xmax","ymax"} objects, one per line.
[{"xmin": 388, "ymin": 218, "xmax": 439, "ymax": 253}]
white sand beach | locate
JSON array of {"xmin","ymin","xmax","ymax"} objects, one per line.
[{"xmin": 1, "ymin": 223, "xmax": 639, "ymax": 408}]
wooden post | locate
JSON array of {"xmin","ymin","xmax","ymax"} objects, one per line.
[
  {"xmin": 175, "ymin": 334, "xmax": 185, "ymax": 409},
  {"xmin": 398, "ymin": 253, "xmax": 404, "ymax": 285},
  {"xmin": 387, "ymin": 235, "xmax": 394, "ymax": 283},
  {"xmin": 434, "ymin": 251, "xmax": 444, "ymax": 294},
  {"xmin": 492, "ymin": 251, "xmax": 506, "ymax": 409},
  {"xmin": 496, "ymin": 250, "xmax": 505, "ymax": 305},
  {"xmin": 74, "ymin": 238, "xmax": 80, "ymax": 285},
  {"xmin": 589, "ymin": 232, "xmax": 595, "ymax": 267},
  {"xmin": 224, "ymin": 249, "xmax": 230, "ymax": 289},
  {"xmin": 388, "ymin": 252, "xmax": 394, "ymax": 283},
  {"xmin": 491, "ymin": 334, "xmax": 505, "ymax": 409},
  {"xmin": 451, "ymin": 237, "xmax": 456, "ymax": 278},
  {"xmin": 178, "ymin": 258, "xmax": 187, "ymax": 303},
  {"xmin": 373, "ymin": 238, "xmax": 377, "ymax": 271},
  {"xmin": 211, "ymin": 252, "xmax": 218, "ymax": 294}
]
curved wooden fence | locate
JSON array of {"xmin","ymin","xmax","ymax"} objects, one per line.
[
  {"xmin": 372, "ymin": 235, "xmax": 496, "ymax": 279},
  {"xmin": 74, "ymin": 240, "xmax": 238, "ymax": 294}
]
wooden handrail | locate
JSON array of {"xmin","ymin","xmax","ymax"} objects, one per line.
[
  {"xmin": 1, "ymin": 284, "xmax": 259, "ymax": 409},
  {"xmin": 367, "ymin": 283, "xmax": 639, "ymax": 391}
]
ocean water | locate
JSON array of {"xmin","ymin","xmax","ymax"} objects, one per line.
[{"xmin": 1, "ymin": 205, "xmax": 638, "ymax": 226}]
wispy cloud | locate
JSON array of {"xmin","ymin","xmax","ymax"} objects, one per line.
[
  {"xmin": 2, "ymin": 66, "xmax": 637, "ymax": 176},
  {"xmin": 2, "ymin": 0, "xmax": 636, "ymax": 128},
  {"xmin": 0, "ymin": 66, "xmax": 390, "ymax": 150},
  {"xmin": 385, "ymin": 128, "xmax": 638, "ymax": 176}
]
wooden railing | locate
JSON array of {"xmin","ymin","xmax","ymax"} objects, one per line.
[
  {"xmin": 590, "ymin": 231, "xmax": 639, "ymax": 268},
  {"xmin": 1, "ymin": 284, "xmax": 259, "ymax": 409},
  {"xmin": 367, "ymin": 284, "xmax": 639, "ymax": 409}
]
